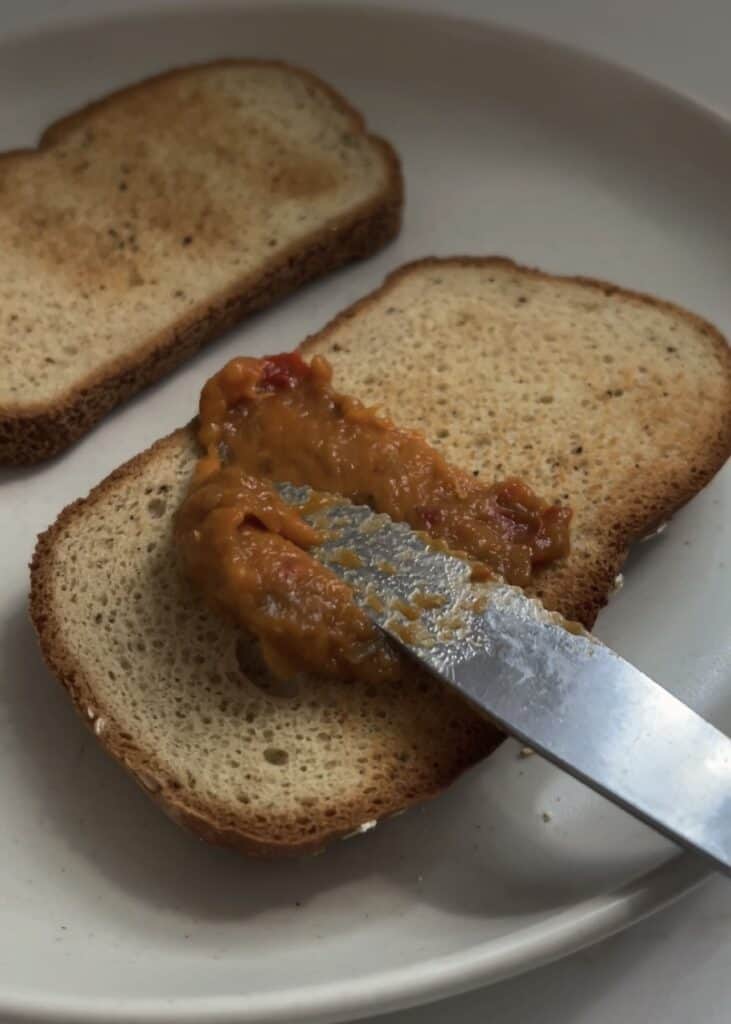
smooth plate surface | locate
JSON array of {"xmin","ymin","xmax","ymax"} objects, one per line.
[{"xmin": 1, "ymin": 3, "xmax": 730, "ymax": 1022}]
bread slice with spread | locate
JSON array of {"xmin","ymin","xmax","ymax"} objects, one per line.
[{"xmin": 30, "ymin": 258, "xmax": 731, "ymax": 854}]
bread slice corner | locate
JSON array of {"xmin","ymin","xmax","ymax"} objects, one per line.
[{"xmin": 302, "ymin": 256, "xmax": 731, "ymax": 626}]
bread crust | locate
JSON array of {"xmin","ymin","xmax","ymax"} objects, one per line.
[{"xmin": 0, "ymin": 60, "xmax": 403, "ymax": 464}]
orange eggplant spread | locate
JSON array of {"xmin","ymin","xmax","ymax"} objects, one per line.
[{"xmin": 175, "ymin": 353, "xmax": 571, "ymax": 683}]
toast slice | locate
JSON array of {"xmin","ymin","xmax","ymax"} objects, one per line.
[
  {"xmin": 30, "ymin": 258, "xmax": 731, "ymax": 855},
  {"xmin": 0, "ymin": 60, "xmax": 402, "ymax": 464}
]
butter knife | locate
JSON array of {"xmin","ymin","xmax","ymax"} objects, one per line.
[{"xmin": 278, "ymin": 483, "xmax": 731, "ymax": 877}]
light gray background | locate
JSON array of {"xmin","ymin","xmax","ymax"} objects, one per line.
[{"xmin": 3, "ymin": 3, "xmax": 729, "ymax": 1023}]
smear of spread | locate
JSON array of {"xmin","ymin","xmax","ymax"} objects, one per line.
[{"xmin": 175, "ymin": 352, "xmax": 571, "ymax": 682}]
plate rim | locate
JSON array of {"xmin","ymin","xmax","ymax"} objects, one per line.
[
  {"xmin": 1, "ymin": 2, "xmax": 728, "ymax": 1021},
  {"xmin": 0, "ymin": 857, "xmax": 710, "ymax": 1023}
]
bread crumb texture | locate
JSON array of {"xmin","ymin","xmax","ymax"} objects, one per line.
[{"xmin": 0, "ymin": 61, "xmax": 401, "ymax": 462}]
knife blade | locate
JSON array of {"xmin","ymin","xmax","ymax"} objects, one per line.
[{"xmin": 277, "ymin": 482, "xmax": 731, "ymax": 876}]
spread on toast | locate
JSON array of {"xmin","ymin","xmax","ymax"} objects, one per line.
[{"xmin": 175, "ymin": 353, "xmax": 571, "ymax": 682}]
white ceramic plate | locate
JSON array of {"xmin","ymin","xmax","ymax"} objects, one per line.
[{"xmin": 1, "ymin": 4, "xmax": 730, "ymax": 1022}]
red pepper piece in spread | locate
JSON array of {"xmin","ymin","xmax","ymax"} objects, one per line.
[{"xmin": 258, "ymin": 351, "xmax": 311, "ymax": 391}]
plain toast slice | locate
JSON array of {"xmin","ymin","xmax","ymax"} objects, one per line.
[
  {"xmin": 0, "ymin": 60, "xmax": 402, "ymax": 464},
  {"xmin": 30, "ymin": 258, "xmax": 731, "ymax": 854}
]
